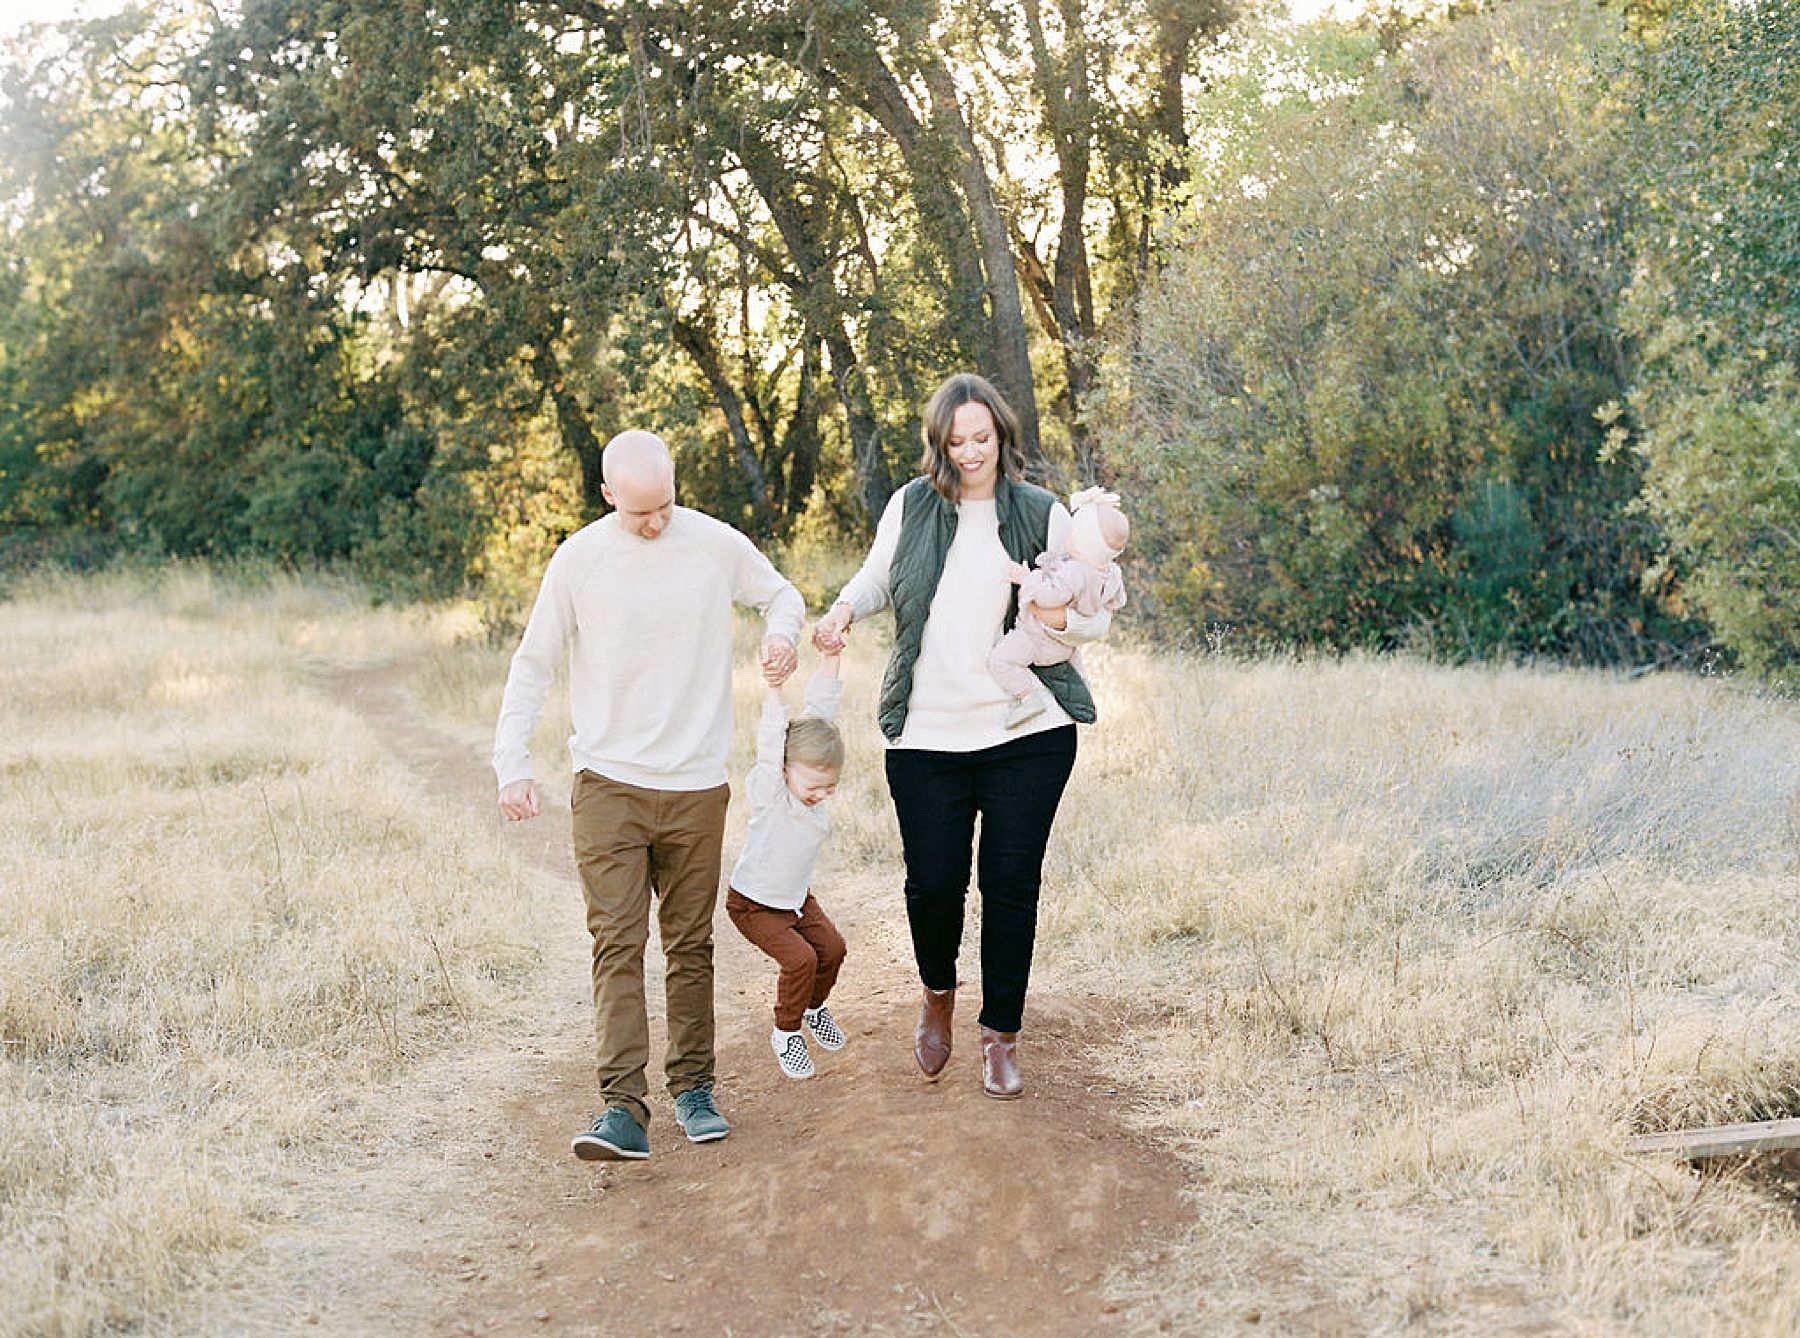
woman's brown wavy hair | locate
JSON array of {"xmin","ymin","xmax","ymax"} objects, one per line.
[{"xmin": 920, "ymin": 373, "xmax": 1026, "ymax": 502}]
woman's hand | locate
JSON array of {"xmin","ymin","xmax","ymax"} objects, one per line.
[{"xmin": 812, "ymin": 602, "xmax": 854, "ymax": 654}]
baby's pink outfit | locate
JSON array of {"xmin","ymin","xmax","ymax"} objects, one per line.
[{"xmin": 988, "ymin": 550, "xmax": 1127, "ymax": 700}]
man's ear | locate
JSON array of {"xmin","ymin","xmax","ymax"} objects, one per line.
[{"xmin": 600, "ymin": 484, "xmax": 615, "ymax": 508}]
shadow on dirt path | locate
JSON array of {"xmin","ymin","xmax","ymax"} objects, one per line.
[{"xmin": 331, "ymin": 662, "xmax": 1195, "ymax": 1338}]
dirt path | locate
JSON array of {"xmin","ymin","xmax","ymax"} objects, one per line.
[{"xmin": 321, "ymin": 663, "xmax": 1194, "ymax": 1337}]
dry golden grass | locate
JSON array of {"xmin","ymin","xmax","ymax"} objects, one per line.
[
  {"xmin": 0, "ymin": 567, "xmax": 544, "ymax": 1338},
  {"xmin": 11, "ymin": 567, "xmax": 1800, "ymax": 1336},
  {"xmin": 411, "ymin": 602, "xmax": 1800, "ymax": 1331},
  {"xmin": 1050, "ymin": 644, "xmax": 1800, "ymax": 1334},
  {"xmin": 410, "ymin": 597, "xmax": 1800, "ymax": 1331}
]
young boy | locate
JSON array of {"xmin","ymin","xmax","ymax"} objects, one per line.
[
  {"xmin": 725, "ymin": 649, "xmax": 849, "ymax": 1080},
  {"xmin": 990, "ymin": 486, "xmax": 1130, "ymax": 728}
]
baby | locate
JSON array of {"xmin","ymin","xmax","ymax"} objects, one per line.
[{"xmin": 990, "ymin": 486, "xmax": 1129, "ymax": 728}]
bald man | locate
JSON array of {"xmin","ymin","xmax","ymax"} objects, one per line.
[{"xmin": 494, "ymin": 430, "xmax": 804, "ymax": 1161}]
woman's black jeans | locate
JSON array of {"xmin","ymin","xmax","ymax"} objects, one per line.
[{"xmin": 884, "ymin": 725, "xmax": 1077, "ymax": 1033}]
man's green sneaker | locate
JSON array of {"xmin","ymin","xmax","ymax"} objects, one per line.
[
  {"xmin": 571, "ymin": 1106, "xmax": 649, "ymax": 1161},
  {"xmin": 674, "ymin": 1084, "xmax": 730, "ymax": 1144}
]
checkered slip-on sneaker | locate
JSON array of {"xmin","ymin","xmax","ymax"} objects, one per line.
[
  {"xmin": 803, "ymin": 1004, "xmax": 846, "ymax": 1052},
  {"xmin": 771, "ymin": 1027, "xmax": 815, "ymax": 1079}
]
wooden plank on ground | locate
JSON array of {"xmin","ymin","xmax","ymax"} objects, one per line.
[{"xmin": 1626, "ymin": 1117, "xmax": 1800, "ymax": 1159}]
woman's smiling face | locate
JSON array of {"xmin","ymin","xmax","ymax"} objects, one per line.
[{"xmin": 946, "ymin": 401, "xmax": 999, "ymax": 500}]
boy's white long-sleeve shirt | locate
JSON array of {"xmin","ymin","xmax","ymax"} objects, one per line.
[
  {"xmin": 492, "ymin": 507, "xmax": 804, "ymax": 792},
  {"xmin": 835, "ymin": 490, "xmax": 1077, "ymax": 752},
  {"xmin": 728, "ymin": 674, "xmax": 843, "ymax": 911}
]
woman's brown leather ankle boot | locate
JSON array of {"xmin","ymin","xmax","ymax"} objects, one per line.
[
  {"xmin": 980, "ymin": 1026, "xmax": 1022, "ymax": 1099},
  {"xmin": 915, "ymin": 986, "xmax": 955, "ymax": 1080}
]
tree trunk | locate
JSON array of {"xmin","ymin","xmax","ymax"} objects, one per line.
[
  {"xmin": 783, "ymin": 341, "xmax": 823, "ymax": 517},
  {"xmin": 767, "ymin": 11, "xmax": 1042, "ymax": 458},
  {"xmin": 821, "ymin": 328, "xmax": 893, "ymax": 524},
  {"xmin": 797, "ymin": 34, "xmax": 991, "ymax": 367},
  {"xmin": 1022, "ymin": 0, "xmax": 1099, "ymax": 480},
  {"xmin": 670, "ymin": 315, "xmax": 773, "ymax": 528},
  {"xmin": 733, "ymin": 122, "xmax": 893, "ymax": 525},
  {"xmin": 917, "ymin": 53, "xmax": 1043, "ymax": 463},
  {"xmin": 527, "ymin": 332, "xmax": 604, "ymax": 516}
]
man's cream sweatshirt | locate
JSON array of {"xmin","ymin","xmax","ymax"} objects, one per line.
[{"xmin": 493, "ymin": 507, "xmax": 803, "ymax": 792}]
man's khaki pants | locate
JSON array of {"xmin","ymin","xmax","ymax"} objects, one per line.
[{"xmin": 571, "ymin": 771, "xmax": 730, "ymax": 1128}]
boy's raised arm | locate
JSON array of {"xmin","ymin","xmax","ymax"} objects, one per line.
[
  {"xmin": 803, "ymin": 646, "xmax": 843, "ymax": 721},
  {"xmin": 749, "ymin": 672, "xmax": 791, "ymax": 788}
]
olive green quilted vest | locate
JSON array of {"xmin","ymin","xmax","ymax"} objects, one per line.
[{"xmin": 876, "ymin": 475, "xmax": 1097, "ymax": 742}]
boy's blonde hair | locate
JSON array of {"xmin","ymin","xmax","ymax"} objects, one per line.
[{"xmin": 786, "ymin": 716, "xmax": 845, "ymax": 772}]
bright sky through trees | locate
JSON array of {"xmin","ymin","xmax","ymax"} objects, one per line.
[
  {"xmin": 3, "ymin": 0, "xmax": 1360, "ymax": 36},
  {"xmin": 1, "ymin": 0, "xmax": 121, "ymax": 33}
]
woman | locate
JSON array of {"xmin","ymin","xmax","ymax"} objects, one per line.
[{"xmin": 812, "ymin": 372, "xmax": 1103, "ymax": 1099}]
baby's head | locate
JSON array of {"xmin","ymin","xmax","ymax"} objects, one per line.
[
  {"xmin": 1068, "ymin": 488, "xmax": 1130, "ymax": 568},
  {"xmin": 784, "ymin": 716, "xmax": 845, "ymax": 807}
]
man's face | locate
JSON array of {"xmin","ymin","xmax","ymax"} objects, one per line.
[{"xmin": 603, "ymin": 473, "xmax": 675, "ymax": 540}]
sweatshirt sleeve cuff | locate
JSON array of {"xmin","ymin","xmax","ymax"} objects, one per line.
[{"xmin": 762, "ymin": 582, "xmax": 805, "ymax": 646}]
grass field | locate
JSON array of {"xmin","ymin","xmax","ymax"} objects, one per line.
[
  {"xmin": 6, "ymin": 567, "xmax": 1800, "ymax": 1335},
  {"xmin": 0, "ymin": 568, "xmax": 550, "ymax": 1337},
  {"xmin": 1053, "ymin": 647, "xmax": 1800, "ymax": 1332}
]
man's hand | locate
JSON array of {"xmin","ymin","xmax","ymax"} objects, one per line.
[
  {"xmin": 760, "ymin": 634, "xmax": 798, "ymax": 685},
  {"xmin": 1029, "ymin": 602, "xmax": 1070, "ymax": 632},
  {"xmin": 499, "ymin": 778, "xmax": 541, "ymax": 823},
  {"xmin": 812, "ymin": 602, "xmax": 853, "ymax": 655}
]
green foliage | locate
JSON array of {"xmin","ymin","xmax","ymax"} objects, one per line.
[
  {"xmin": 1112, "ymin": 0, "xmax": 1695, "ymax": 662},
  {"xmin": 4, "ymin": 0, "xmax": 1241, "ymax": 585},
  {"xmin": 1624, "ymin": 364, "xmax": 1800, "ymax": 678},
  {"xmin": 1622, "ymin": 0, "xmax": 1800, "ymax": 679},
  {"xmin": 1, "ymin": 0, "xmax": 1791, "ymax": 676},
  {"xmin": 1628, "ymin": 0, "xmax": 1800, "ymax": 363},
  {"xmin": 0, "ymin": 9, "xmax": 486, "ymax": 597}
]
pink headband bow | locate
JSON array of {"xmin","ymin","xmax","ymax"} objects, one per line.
[{"xmin": 1069, "ymin": 486, "xmax": 1120, "ymax": 512}]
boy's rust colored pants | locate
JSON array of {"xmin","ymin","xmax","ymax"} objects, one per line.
[
  {"xmin": 571, "ymin": 771, "xmax": 730, "ymax": 1129},
  {"xmin": 726, "ymin": 889, "xmax": 847, "ymax": 1032}
]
